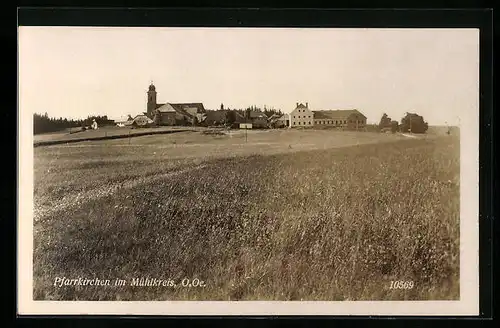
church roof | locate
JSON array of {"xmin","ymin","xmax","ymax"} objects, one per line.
[
  {"xmin": 155, "ymin": 103, "xmax": 207, "ymax": 119},
  {"xmin": 156, "ymin": 104, "xmax": 176, "ymax": 113},
  {"xmin": 169, "ymin": 103, "xmax": 206, "ymax": 113}
]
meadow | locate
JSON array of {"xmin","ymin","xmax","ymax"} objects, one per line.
[{"xmin": 32, "ymin": 129, "xmax": 460, "ymax": 301}]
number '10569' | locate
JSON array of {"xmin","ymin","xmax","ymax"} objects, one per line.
[{"xmin": 389, "ymin": 281, "xmax": 414, "ymax": 289}]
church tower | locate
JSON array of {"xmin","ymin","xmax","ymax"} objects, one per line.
[{"xmin": 147, "ymin": 82, "xmax": 157, "ymax": 118}]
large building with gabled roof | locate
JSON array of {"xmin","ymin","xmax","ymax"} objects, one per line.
[
  {"xmin": 288, "ymin": 103, "xmax": 367, "ymax": 130},
  {"xmin": 312, "ymin": 109, "xmax": 367, "ymax": 129},
  {"xmin": 146, "ymin": 83, "xmax": 207, "ymax": 126}
]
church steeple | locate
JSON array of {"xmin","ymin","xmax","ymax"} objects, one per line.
[{"xmin": 147, "ymin": 81, "xmax": 157, "ymax": 118}]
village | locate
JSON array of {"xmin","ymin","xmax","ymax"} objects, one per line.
[
  {"xmin": 23, "ymin": 25, "xmax": 469, "ymax": 308},
  {"xmin": 105, "ymin": 82, "xmax": 427, "ymax": 133}
]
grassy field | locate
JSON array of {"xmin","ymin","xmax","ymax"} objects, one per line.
[
  {"xmin": 33, "ymin": 130, "xmax": 460, "ymax": 301},
  {"xmin": 33, "ymin": 125, "xmax": 197, "ymax": 144}
]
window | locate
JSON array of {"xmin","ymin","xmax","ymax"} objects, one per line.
[
  {"xmin": 344, "ymin": 120, "xmax": 347, "ymax": 124},
  {"xmin": 309, "ymin": 122, "xmax": 311, "ymax": 125},
  {"xmin": 293, "ymin": 122, "xmax": 296, "ymax": 125},
  {"xmin": 293, "ymin": 116, "xmax": 295, "ymax": 118}
]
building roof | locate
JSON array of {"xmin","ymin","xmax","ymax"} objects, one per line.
[
  {"xmin": 133, "ymin": 114, "xmax": 153, "ymax": 121},
  {"xmin": 295, "ymin": 103, "xmax": 308, "ymax": 109},
  {"xmin": 170, "ymin": 103, "xmax": 206, "ymax": 113},
  {"xmin": 313, "ymin": 109, "xmax": 366, "ymax": 120},
  {"xmin": 156, "ymin": 104, "xmax": 176, "ymax": 113},
  {"xmin": 233, "ymin": 111, "xmax": 246, "ymax": 123},
  {"xmin": 132, "ymin": 114, "xmax": 154, "ymax": 125},
  {"xmin": 268, "ymin": 113, "xmax": 282, "ymax": 122},
  {"xmin": 249, "ymin": 111, "xmax": 268, "ymax": 119},
  {"xmin": 277, "ymin": 114, "xmax": 290, "ymax": 121},
  {"xmin": 312, "ymin": 111, "xmax": 331, "ymax": 119},
  {"xmin": 205, "ymin": 110, "xmax": 228, "ymax": 124},
  {"xmin": 113, "ymin": 115, "xmax": 133, "ymax": 123}
]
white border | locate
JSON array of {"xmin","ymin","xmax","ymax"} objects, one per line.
[{"xmin": 17, "ymin": 27, "xmax": 480, "ymax": 316}]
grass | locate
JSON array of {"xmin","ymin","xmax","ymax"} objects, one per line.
[{"xmin": 33, "ymin": 130, "xmax": 459, "ymax": 301}]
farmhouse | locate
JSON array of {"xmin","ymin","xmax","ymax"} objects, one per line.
[
  {"xmin": 268, "ymin": 113, "xmax": 283, "ymax": 128},
  {"xmin": 203, "ymin": 109, "xmax": 246, "ymax": 127},
  {"xmin": 248, "ymin": 111, "xmax": 269, "ymax": 128},
  {"xmin": 114, "ymin": 115, "xmax": 133, "ymax": 127},
  {"xmin": 204, "ymin": 110, "xmax": 228, "ymax": 126},
  {"xmin": 313, "ymin": 109, "xmax": 367, "ymax": 130},
  {"xmin": 132, "ymin": 114, "xmax": 154, "ymax": 128},
  {"xmin": 146, "ymin": 83, "xmax": 207, "ymax": 126},
  {"xmin": 290, "ymin": 103, "xmax": 314, "ymax": 127},
  {"xmin": 276, "ymin": 113, "xmax": 290, "ymax": 127}
]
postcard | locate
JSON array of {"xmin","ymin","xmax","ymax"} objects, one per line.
[{"xmin": 18, "ymin": 26, "xmax": 479, "ymax": 316}]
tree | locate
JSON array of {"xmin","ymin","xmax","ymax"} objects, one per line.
[
  {"xmin": 400, "ymin": 112, "xmax": 428, "ymax": 133},
  {"xmin": 390, "ymin": 120, "xmax": 399, "ymax": 133},
  {"xmin": 378, "ymin": 113, "xmax": 392, "ymax": 130}
]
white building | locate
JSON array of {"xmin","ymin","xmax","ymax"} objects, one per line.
[{"xmin": 290, "ymin": 103, "xmax": 314, "ymax": 127}]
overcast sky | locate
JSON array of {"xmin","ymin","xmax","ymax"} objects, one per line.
[{"xmin": 19, "ymin": 27, "xmax": 478, "ymax": 125}]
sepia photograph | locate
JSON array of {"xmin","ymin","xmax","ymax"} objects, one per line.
[{"xmin": 18, "ymin": 26, "xmax": 479, "ymax": 315}]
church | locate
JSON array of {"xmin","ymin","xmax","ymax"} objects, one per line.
[{"xmin": 146, "ymin": 83, "xmax": 207, "ymax": 126}]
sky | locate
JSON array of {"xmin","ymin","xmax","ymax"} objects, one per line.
[{"xmin": 18, "ymin": 27, "xmax": 479, "ymax": 125}]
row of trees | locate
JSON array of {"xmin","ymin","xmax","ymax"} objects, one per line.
[
  {"xmin": 378, "ymin": 112, "xmax": 429, "ymax": 134},
  {"xmin": 34, "ymin": 113, "xmax": 115, "ymax": 134}
]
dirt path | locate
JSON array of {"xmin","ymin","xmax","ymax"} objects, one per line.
[{"xmin": 33, "ymin": 164, "xmax": 207, "ymax": 222}]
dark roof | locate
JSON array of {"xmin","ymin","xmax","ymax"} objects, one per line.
[
  {"xmin": 155, "ymin": 102, "xmax": 206, "ymax": 118},
  {"xmin": 205, "ymin": 110, "xmax": 227, "ymax": 123},
  {"xmin": 233, "ymin": 111, "xmax": 246, "ymax": 123},
  {"xmin": 249, "ymin": 111, "xmax": 268, "ymax": 119},
  {"xmin": 170, "ymin": 103, "xmax": 206, "ymax": 113},
  {"xmin": 312, "ymin": 111, "xmax": 330, "ymax": 119},
  {"xmin": 166, "ymin": 103, "xmax": 206, "ymax": 119},
  {"xmin": 313, "ymin": 109, "xmax": 366, "ymax": 120},
  {"xmin": 296, "ymin": 103, "xmax": 308, "ymax": 109}
]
